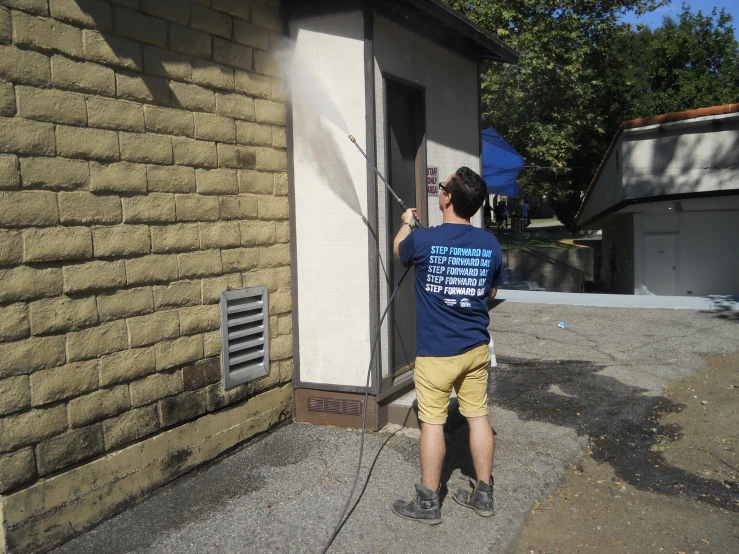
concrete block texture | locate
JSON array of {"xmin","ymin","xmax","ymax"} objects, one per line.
[
  {"xmin": 154, "ymin": 280, "xmax": 201, "ymax": 309},
  {"xmin": 0, "ymin": 117, "xmax": 55, "ymax": 156},
  {"xmin": 0, "ymin": 153, "xmax": 19, "ymax": 190},
  {"xmin": 21, "ymin": 157, "xmax": 89, "ymax": 190},
  {"xmin": 16, "ymin": 86, "xmax": 87, "ymax": 125},
  {"xmin": 36, "ymin": 424, "xmax": 105, "ymax": 475},
  {"xmin": 51, "ymin": 55, "xmax": 115, "ymax": 96},
  {"xmin": 0, "ymin": 191, "xmax": 58, "ymax": 227},
  {"xmin": 12, "ymin": 11, "xmax": 84, "ymax": 58},
  {"xmin": 0, "ymin": 303, "xmax": 29, "ymax": 343},
  {"xmin": 93, "ymin": 225, "xmax": 151, "ymax": 257},
  {"xmin": 0, "ymin": 405, "xmax": 68, "ymax": 455},
  {"xmin": 0, "ymin": 386, "xmax": 290, "ymax": 550},
  {"xmin": 90, "ymin": 161, "xmax": 147, "ymax": 193},
  {"xmin": 30, "ymin": 361, "xmax": 98, "ymax": 406},
  {"xmin": 127, "ymin": 310, "xmax": 180, "ymax": 348},
  {"xmin": 29, "ymin": 296, "xmax": 98, "ymax": 335},
  {"xmin": 0, "ymin": 4, "xmax": 292, "ymax": 551},
  {"xmin": 82, "ymin": 30, "xmax": 142, "ymax": 70},
  {"xmin": 87, "ymin": 96, "xmax": 145, "ymax": 131},
  {"xmin": 0, "ymin": 45, "xmax": 51, "ymax": 86},
  {"xmin": 50, "ymin": 0, "xmax": 114, "ymax": 31},
  {"xmin": 0, "ymin": 375, "xmax": 31, "ymax": 416},
  {"xmin": 98, "ymin": 347, "xmax": 156, "ymax": 387},
  {"xmin": 0, "ymin": 448, "xmax": 36, "ymax": 493}
]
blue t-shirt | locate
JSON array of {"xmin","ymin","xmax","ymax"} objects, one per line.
[{"xmin": 398, "ymin": 223, "xmax": 505, "ymax": 357}]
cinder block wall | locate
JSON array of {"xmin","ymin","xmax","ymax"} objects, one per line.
[{"xmin": 0, "ymin": 0, "xmax": 292, "ymax": 551}]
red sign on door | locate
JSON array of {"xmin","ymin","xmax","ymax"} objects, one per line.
[{"xmin": 427, "ymin": 166, "xmax": 439, "ymax": 195}]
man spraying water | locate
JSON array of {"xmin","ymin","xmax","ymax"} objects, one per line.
[{"xmin": 391, "ymin": 167, "xmax": 504, "ymax": 524}]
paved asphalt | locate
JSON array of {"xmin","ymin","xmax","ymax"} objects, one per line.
[{"xmin": 53, "ymin": 301, "xmax": 738, "ymax": 554}]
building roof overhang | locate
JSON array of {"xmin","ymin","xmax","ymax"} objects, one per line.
[
  {"xmin": 282, "ymin": 0, "xmax": 519, "ymax": 64},
  {"xmin": 576, "ymin": 104, "xmax": 739, "ymax": 229}
]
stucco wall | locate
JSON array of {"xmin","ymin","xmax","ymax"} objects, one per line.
[{"xmin": 289, "ymin": 11, "xmax": 370, "ymax": 388}]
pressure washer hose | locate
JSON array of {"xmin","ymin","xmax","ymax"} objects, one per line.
[
  {"xmin": 319, "ymin": 265, "xmax": 412, "ymax": 554},
  {"xmin": 319, "ymin": 136, "xmax": 421, "ymax": 553}
]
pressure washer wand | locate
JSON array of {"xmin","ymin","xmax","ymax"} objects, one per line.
[{"xmin": 348, "ymin": 135, "xmax": 424, "ymax": 228}]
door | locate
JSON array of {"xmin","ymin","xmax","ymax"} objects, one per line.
[
  {"xmin": 644, "ymin": 234, "xmax": 677, "ymax": 295},
  {"xmin": 384, "ymin": 80, "xmax": 425, "ymax": 392}
]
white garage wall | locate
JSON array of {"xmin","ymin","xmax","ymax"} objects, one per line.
[
  {"xmin": 373, "ymin": 14, "xmax": 481, "ymax": 380},
  {"xmin": 290, "ymin": 13, "xmax": 371, "ymax": 387},
  {"xmin": 632, "ymin": 197, "xmax": 739, "ymax": 296},
  {"xmin": 677, "ymin": 211, "xmax": 739, "ymax": 296}
]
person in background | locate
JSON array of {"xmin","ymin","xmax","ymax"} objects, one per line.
[
  {"xmin": 483, "ymin": 197, "xmax": 493, "ymax": 229},
  {"xmin": 501, "ymin": 201, "xmax": 508, "ymax": 228},
  {"xmin": 522, "ymin": 198, "xmax": 530, "ymax": 228},
  {"xmin": 494, "ymin": 200, "xmax": 504, "ymax": 230},
  {"xmin": 390, "ymin": 167, "xmax": 505, "ymax": 525}
]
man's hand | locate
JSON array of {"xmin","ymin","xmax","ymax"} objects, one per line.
[
  {"xmin": 393, "ymin": 208, "xmax": 417, "ymax": 259},
  {"xmin": 402, "ymin": 208, "xmax": 418, "ymax": 228}
]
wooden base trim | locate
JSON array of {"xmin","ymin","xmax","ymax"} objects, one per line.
[{"xmin": 295, "ymin": 389, "xmax": 379, "ymax": 431}]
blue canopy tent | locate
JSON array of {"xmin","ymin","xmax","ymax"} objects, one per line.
[{"xmin": 482, "ymin": 127, "xmax": 524, "ymax": 197}]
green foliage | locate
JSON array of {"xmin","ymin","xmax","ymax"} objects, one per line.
[
  {"xmin": 444, "ymin": 1, "xmax": 739, "ymax": 228},
  {"xmin": 624, "ymin": 5, "xmax": 739, "ymax": 117}
]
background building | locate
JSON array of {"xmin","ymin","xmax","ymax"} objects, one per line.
[{"xmin": 576, "ymin": 105, "xmax": 739, "ymax": 296}]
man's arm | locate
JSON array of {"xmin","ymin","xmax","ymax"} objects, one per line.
[
  {"xmin": 393, "ymin": 208, "xmax": 417, "ymax": 259},
  {"xmin": 489, "ymin": 288, "xmax": 498, "ymax": 300}
]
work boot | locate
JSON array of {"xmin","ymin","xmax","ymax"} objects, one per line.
[
  {"xmin": 392, "ymin": 483, "xmax": 442, "ymax": 525},
  {"xmin": 453, "ymin": 476, "xmax": 495, "ymax": 517}
]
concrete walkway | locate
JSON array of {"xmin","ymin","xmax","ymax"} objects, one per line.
[
  {"xmin": 497, "ymin": 289, "xmax": 739, "ymax": 311},
  {"xmin": 53, "ymin": 303, "xmax": 738, "ymax": 554}
]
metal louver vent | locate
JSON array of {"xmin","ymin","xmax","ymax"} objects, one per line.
[
  {"xmin": 220, "ymin": 287, "xmax": 270, "ymax": 390},
  {"xmin": 307, "ymin": 397, "xmax": 363, "ymax": 416}
]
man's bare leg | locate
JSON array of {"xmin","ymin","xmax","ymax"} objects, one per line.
[
  {"xmin": 420, "ymin": 422, "xmax": 446, "ymax": 490},
  {"xmin": 467, "ymin": 416, "xmax": 494, "ymax": 484}
]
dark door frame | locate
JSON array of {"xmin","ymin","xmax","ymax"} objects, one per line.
[{"xmin": 379, "ymin": 73, "xmax": 427, "ymax": 398}]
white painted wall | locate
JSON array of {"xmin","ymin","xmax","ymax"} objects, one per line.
[
  {"xmin": 373, "ymin": 14, "xmax": 481, "ymax": 379},
  {"xmin": 631, "ymin": 196, "xmax": 739, "ymax": 296},
  {"xmin": 579, "ymin": 114, "xmax": 739, "ymax": 227},
  {"xmin": 290, "ymin": 13, "xmax": 371, "ymax": 387}
]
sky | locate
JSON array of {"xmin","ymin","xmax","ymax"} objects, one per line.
[{"xmin": 621, "ymin": 0, "xmax": 739, "ymax": 28}]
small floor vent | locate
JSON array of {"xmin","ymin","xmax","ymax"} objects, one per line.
[{"xmin": 307, "ymin": 397, "xmax": 363, "ymax": 416}]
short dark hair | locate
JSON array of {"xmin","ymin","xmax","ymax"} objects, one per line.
[{"xmin": 446, "ymin": 167, "xmax": 488, "ymax": 220}]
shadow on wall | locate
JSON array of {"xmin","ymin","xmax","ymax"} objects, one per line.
[
  {"xmin": 505, "ymin": 248, "xmax": 595, "ymax": 293},
  {"xmin": 481, "ymin": 357, "xmax": 738, "ymax": 510},
  {"xmin": 623, "ymin": 120, "xmax": 739, "ymax": 199},
  {"xmin": 61, "ymin": 0, "xmax": 281, "ymax": 123}
]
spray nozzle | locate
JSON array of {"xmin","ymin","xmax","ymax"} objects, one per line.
[{"xmin": 348, "ymin": 135, "xmax": 356, "ymax": 143}]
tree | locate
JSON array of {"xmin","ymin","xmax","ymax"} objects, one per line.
[
  {"xmin": 625, "ymin": 5, "xmax": 739, "ymax": 118},
  {"xmin": 444, "ymin": 1, "xmax": 739, "ymax": 228}
]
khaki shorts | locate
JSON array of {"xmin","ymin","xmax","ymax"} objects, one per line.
[{"xmin": 414, "ymin": 343, "xmax": 490, "ymax": 424}]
